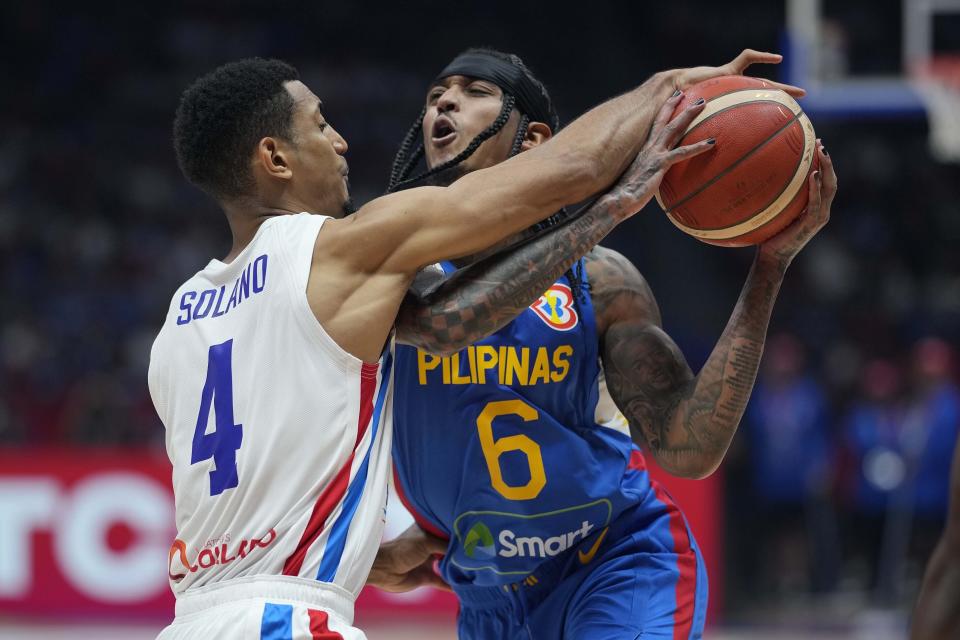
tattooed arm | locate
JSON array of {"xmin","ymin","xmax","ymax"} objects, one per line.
[
  {"xmin": 395, "ymin": 94, "xmax": 715, "ymax": 356},
  {"xmin": 598, "ymin": 142, "xmax": 836, "ymax": 478}
]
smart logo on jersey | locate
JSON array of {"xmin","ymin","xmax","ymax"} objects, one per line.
[
  {"xmin": 463, "ymin": 521, "xmax": 496, "ymax": 559},
  {"xmin": 531, "ymin": 284, "xmax": 578, "ymax": 331}
]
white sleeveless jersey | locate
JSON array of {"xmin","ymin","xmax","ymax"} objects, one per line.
[{"xmin": 148, "ymin": 213, "xmax": 393, "ymax": 601}]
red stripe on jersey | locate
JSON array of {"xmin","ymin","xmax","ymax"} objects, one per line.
[
  {"xmin": 307, "ymin": 608, "xmax": 343, "ymax": 639},
  {"xmin": 355, "ymin": 363, "xmax": 379, "ymax": 446},
  {"xmin": 628, "ymin": 448, "xmax": 647, "ymax": 471},
  {"xmin": 651, "ymin": 481, "xmax": 697, "ymax": 640},
  {"xmin": 282, "ymin": 362, "xmax": 380, "ymax": 577},
  {"xmin": 392, "ymin": 467, "xmax": 449, "ymax": 541}
]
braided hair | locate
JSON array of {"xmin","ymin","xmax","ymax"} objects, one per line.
[{"xmin": 388, "ymin": 48, "xmax": 587, "ymax": 301}]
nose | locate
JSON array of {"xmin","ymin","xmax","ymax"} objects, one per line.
[
  {"xmin": 436, "ymin": 87, "xmax": 460, "ymax": 114},
  {"xmin": 331, "ymin": 129, "xmax": 348, "ymax": 155}
]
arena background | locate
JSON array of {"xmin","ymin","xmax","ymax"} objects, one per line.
[{"xmin": 1, "ymin": 0, "xmax": 958, "ymax": 638}]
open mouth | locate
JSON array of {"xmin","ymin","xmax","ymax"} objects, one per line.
[{"xmin": 431, "ymin": 116, "xmax": 457, "ymax": 148}]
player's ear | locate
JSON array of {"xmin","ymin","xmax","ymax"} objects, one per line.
[
  {"xmin": 255, "ymin": 136, "xmax": 293, "ymax": 182},
  {"xmin": 520, "ymin": 121, "xmax": 552, "ymax": 152}
]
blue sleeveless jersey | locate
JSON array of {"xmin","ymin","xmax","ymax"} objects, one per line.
[{"xmin": 392, "ymin": 260, "xmax": 654, "ymax": 588}]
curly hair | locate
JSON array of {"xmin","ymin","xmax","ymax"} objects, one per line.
[{"xmin": 173, "ymin": 58, "xmax": 300, "ymax": 200}]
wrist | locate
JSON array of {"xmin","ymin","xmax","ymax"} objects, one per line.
[
  {"xmin": 649, "ymin": 70, "xmax": 680, "ymax": 95},
  {"xmin": 755, "ymin": 246, "xmax": 791, "ymax": 275},
  {"xmin": 595, "ymin": 192, "xmax": 635, "ymax": 223}
]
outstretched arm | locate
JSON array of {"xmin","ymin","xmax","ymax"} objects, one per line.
[
  {"xmin": 599, "ymin": 143, "xmax": 835, "ymax": 478},
  {"xmin": 327, "ymin": 50, "xmax": 799, "ymax": 276},
  {"xmin": 396, "ymin": 95, "xmax": 715, "ymax": 355}
]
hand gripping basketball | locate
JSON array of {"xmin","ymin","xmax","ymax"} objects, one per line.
[
  {"xmin": 675, "ymin": 49, "xmax": 806, "ymax": 98},
  {"xmin": 606, "ymin": 92, "xmax": 716, "ymax": 218},
  {"xmin": 757, "ymin": 140, "xmax": 837, "ymax": 265}
]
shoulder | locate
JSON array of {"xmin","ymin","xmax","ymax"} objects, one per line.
[{"xmin": 584, "ymin": 246, "xmax": 661, "ymax": 333}]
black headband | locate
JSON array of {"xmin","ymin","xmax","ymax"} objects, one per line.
[{"xmin": 434, "ymin": 52, "xmax": 559, "ymax": 131}]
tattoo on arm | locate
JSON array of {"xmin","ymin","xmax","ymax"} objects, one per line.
[
  {"xmin": 396, "ymin": 192, "xmax": 631, "ymax": 355},
  {"xmin": 596, "ymin": 248, "xmax": 788, "ymax": 478}
]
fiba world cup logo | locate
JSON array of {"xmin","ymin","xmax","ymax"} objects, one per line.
[{"xmin": 531, "ymin": 284, "xmax": 579, "ymax": 331}]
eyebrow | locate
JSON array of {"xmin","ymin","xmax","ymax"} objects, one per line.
[{"xmin": 426, "ymin": 77, "xmax": 494, "ymax": 95}]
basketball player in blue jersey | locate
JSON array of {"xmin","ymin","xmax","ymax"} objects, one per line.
[{"xmin": 370, "ymin": 49, "xmax": 837, "ymax": 639}]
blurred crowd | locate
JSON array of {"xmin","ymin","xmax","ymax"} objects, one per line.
[{"xmin": 1, "ymin": 0, "xmax": 958, "ymax": 615}]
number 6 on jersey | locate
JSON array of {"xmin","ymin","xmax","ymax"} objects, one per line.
[
  {"xmin": 477, "ymin": 399, "xmax": 546, "ymax": 500},
  {"xmin": 192, "ymin": 339, "xmax": 243, "ymax": 496}
]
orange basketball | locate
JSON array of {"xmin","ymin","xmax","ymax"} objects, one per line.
[{"xmin": 656, "ymin": 76, "xmax": 819, "ymax": 247}]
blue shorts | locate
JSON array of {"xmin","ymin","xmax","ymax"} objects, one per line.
[{"xmin": 453, "ymin": 496, "xmax": 708, "ymax": 640}]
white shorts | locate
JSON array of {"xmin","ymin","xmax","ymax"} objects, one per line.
[{"xmin": 157, "ymin": 575, "xmax": 366, "ymax": 640}]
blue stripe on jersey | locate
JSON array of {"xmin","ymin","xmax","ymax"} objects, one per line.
[
  {"xmin": 316, "ymin": 351, "xmax": 394, "ymax": 582},
  {"xmin": 260, "ymin": 603, "xmax": 293, "ymax": 640}
]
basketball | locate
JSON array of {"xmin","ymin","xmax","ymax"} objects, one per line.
[{"xmin": 656, "ymin": 76, "xmax": 819, "ymax": 247}]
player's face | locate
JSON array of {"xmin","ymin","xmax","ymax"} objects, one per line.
[
  {"xmin": 282, "ymin": 81, "xmax": 353, "ymax": 217},
  {"xmin": 422, "ymin": 75, "xmax": 520, "ymax": 173}
]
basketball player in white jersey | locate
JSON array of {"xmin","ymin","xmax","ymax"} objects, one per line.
[{"xmin": 149, "ymin": 53, "xmax": 797, "ymax": 639}]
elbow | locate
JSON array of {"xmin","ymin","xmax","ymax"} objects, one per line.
[
  {"xmin": 653, "ymin": 450, "xmax": 724, "ymax": 480},
  {"xmin": 680, "ymin": 460, "xmax": 721, "ymax": 480},
  {"xmin": 424, "ymin": 344, "xmax": 459, "ymax": 359},
  {"xmin": 403, "ymin": 335, "xmax": 459, "ymax": 359}
]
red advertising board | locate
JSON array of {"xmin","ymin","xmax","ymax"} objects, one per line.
[{"xmin": 0, "ymin": 449, "xmax": 719, "ymax": 623}]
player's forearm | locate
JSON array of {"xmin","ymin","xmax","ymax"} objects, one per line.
[
  {"xmin": 397, "ymin": 194, "xmax": 631, "ymax": 355},
  {"xmin": 533, "ymin": 70, "xmax": 679, "ymax": 199},
  {"xmin": 658, "ymin": 251, "xmax": 787, "ymax": 478},
  {"xmin": 447, "ymin": 71, "xmax": 677, "ymax": 234}
]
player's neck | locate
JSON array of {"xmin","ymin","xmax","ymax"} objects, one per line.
[{"xmin": 220, "ymin": 197, "xmax": 306, "ymax": 264}]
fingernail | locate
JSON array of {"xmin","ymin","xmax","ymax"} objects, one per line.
[
  {"xmin": 707, "ymin": 138, "xmax": 716, "ymax": 144},
  {"xmin": 671, "ymin": 89, "xmax": 681, "ymax": 97},
  {"xmin": 694, "ymin": 98, "xmax": 706, "ymax": 105}
]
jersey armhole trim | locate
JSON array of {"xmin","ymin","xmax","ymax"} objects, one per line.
[{"xmin": 274, "ymin": 216, "xmax": 363, "ymax": 376}]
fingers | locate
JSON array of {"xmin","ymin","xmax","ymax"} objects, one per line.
[
  {"xmin": 724, "ymin": 49, "xmax": 806, "ymax": 97},
  {"xmin": 666, "ymin": 138, "xmax": 716, "ymax": 163},
  {"xmin": 660, "ymin": 98, "xmax": 706, "ymax": 147},
  {"xmin": 806, "ymin": 166, "xmax": 822, "ymax": 218},
  {"xmin": 818, "ymin": 143, "xmax": 837, "ymax": 208},
  {"xmin": 650, "ymin": 91, "xmax": 684, "ymax": 139},
  {"xmin": 764, "ymin": 80, "xmax": 807, "ymax": 98},
  {"xmin": 422, "ymin": 532, "xmax": 449, "ymax": 556},
  {"xmin": 412, "ymin": 561, "xmax": 452, "ymax": 592},
  {"xmin": 728, "ymin": 49, "xmax": 783, "ymax": 74}
]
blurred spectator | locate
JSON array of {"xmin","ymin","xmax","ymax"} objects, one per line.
[
  {"xmin": 904, "ymin": 338, "xmax": 960, "ymax": 520},
  {"xmin": 841, "ymin": 359, "xmax": 906, "ymax": 591},
  {"xmin": 899, "ymin": 338, "xmax": 960, "ymax": 588},
  {"xmin": 740, "ymin": 333, "xmax": 837, "ymax": 598}
]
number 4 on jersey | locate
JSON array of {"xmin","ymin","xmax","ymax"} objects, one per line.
[{"xmin": 192, "ymin": 339, "xmax": 243, "ymax": 496}]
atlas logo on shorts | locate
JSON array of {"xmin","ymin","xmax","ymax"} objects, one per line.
[{"xmin": 530, "ymin": 284, "xmax": 578, "ymax": 331}]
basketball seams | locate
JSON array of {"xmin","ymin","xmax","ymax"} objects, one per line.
[
  {"xmin": 663, "ymin": 112, "xmax": 802, "ymax": 214},
  {"xmin": 678, "ymin": 88, "xmax": 802, "ymax": 143},
  {"xmin": 674, "ymin": 128, "xmax": 807, "ymax": 232},
  {"xmin": 676, "ymin": 99, "xmax": 797, "ymax": 149}
]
